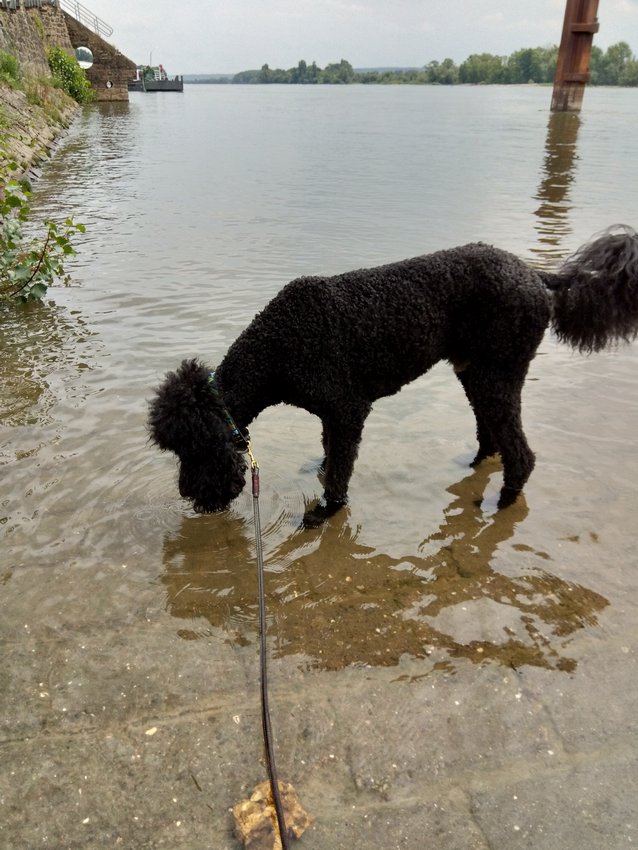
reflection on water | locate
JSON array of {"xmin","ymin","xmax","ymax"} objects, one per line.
[
  {"xmin": 531, "ymin": 111, "xmax": 581, "ymax": 269},
  {"xmin": 2, "ymin": 87, "xmax": 636, "ymax": 694},
  {"xmin": 39, "ymin": 101, "xmax": 133, "ymax": 188},
  {"xmin": 0, "ymin": 301, "xmax": 98, "ymax": 430},
  {"xmin": 161, "ymin": 463, "xmax": 608, "ymax": 673}
]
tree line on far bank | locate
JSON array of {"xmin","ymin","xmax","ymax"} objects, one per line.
[{"xmin": 222, "ymin": 42, "xmax": 638, "ymax": 86}]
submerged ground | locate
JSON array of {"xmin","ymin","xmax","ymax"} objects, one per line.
[{"xmin": 1, "ymin": 85, "xmax": 637, "ymax": 848}]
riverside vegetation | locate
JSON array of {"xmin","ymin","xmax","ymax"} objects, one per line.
[
  {"xmin": 218, "ymin": 41, "xmax": 638, "ymax": 85},
  {"xmin": 0, "ymin": 47, "xmax": 90, "ymax": 304}
]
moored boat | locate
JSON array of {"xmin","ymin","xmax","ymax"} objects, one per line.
[{"xmin": 128, "ymin": 64, "xmax": 184, "ymax": 92}]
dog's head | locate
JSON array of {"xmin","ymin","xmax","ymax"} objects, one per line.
[{"xmin": 148, "ymin": 359, "xmax": 247, "ymax": 513}]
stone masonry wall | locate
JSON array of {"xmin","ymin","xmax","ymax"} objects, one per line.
[
  {"xmin": 0, "ymin": 82, "xmax": 78, "ymax": 178},
  {"xmin": 0, "ymin": 1, "xmax": 137, "ymax": 181},
  {"xmin": 0, "ymin": 3, "xmax": 136, "ymax": 103},
  {"xmin": 0, "ymin": 4, "xmax": 78, "ymax": 180},
  {"xmin": 0, "ymin": 3, "xmax": 73, "ymax": 76},
  {"xmin": 63, "ymin": 13, "xmax": 135, "ymax": 102}
]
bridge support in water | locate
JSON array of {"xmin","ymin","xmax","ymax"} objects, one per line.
[{"xmin": 551, "ymin": 0, "xmax": 600, "ymax": 112}]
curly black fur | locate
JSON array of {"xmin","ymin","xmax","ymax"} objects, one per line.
[
  {"xmin": 148, "ymin": 228, "xmax": 638, "ymax": 524},
  {"xmin": 148, "ymin": 359, "xmax": 247, "ymax": 513},
  {"xmin": 548, "ymin": 225, "xmax": 638, "ymax": 352}
]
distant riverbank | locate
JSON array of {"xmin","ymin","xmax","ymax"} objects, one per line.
[{"xmin": 186, "ymin": 41, "xmax": 638, "ymax": 87}]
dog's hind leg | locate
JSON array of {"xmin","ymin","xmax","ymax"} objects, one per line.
[
  {"xmin": 456, "ymin": 369, "xmax": 498, "ymax": 465},
  {"xmin": 303, "ymin": 404, "xmax": 371, "ymax": 527},
  {"xmin": 456, "ymin": 365, "xmax": 535, "ymax": 509}
]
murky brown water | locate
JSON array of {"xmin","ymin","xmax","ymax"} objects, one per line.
[{"xmin": 2, "ymin": 85, "xmax": 638, "ymax": 848}]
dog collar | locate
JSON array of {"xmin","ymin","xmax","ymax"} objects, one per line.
[{"xmin": 207, "ymin": 371, "xmax": 250, "ymax": 451}]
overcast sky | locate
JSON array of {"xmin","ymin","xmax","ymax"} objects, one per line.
[{"xmin": 81, "ymin": 0, "xmax": 638, "ymax": 75}]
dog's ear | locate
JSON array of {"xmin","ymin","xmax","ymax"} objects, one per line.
[{"xmin": 148, "ymin": 358, "xmax": 219, "ymax": 454}]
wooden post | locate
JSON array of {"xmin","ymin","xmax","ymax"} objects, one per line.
[{"xmin": 551, "ymin": 0, "xmax": 600, "ymax": 111}]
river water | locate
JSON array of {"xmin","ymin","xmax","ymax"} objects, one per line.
[{"xmin": 2, "ymin": 85, "xmax": 638, "ymax": 848}]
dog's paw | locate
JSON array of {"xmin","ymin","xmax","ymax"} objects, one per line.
[
  {"xmin": 301, "ymin": 498, "xmax": 346, "ymax": 528},
  {"xmin": 497, "ymin": 486, "xmax": 521, "ymax": 509},
  {"xmin": 470, "ymin": 449, "xmax": 498, "ymax": 468}
]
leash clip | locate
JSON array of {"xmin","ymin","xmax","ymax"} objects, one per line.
[{"xmin": 248, "ymin": 442, "xmax": 259, "ymax": 496}]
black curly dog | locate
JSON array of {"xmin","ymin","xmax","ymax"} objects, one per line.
[{"xmin": 149, "ymin": 227, "xmax": 638, "ymax": 526}]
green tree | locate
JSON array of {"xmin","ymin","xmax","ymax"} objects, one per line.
[
  {"xmin": 357, "ymin": 70, "xmax": 381, "ymax": 84},
  {"xmin": 599, "ymin": 41, "xmax": 633, "ymax": 85},
  {"xmin": 291, "ymin": 59, "xmax": 308, "ymax": 83},
  {"xmin": 271, "ymin": 66, "xmax": 293, "ymax": 83},
  {"xmin": 232, "ymin": 69, "xmax": 261, "ymax": 83},
  {"xmin": 504, "ymin": 46, "xmax": 556, "ymax": 83},
  {"xmin": 47, "ymin": 47, "xmax": 93, "ymax": 104},
  {"xmin": 538, "ymin": 45, "xmax": 558, "ymax": 82},
  {"xmin": 230, "ymin": 41, "xmax": 638, "ymax": 87},
  {"xmin": 0, "ymin": 175, "xmax": 85, "ymax": 303},
  {"xmin": 459, "ymin": 53, "xmax": 508, "ymax": 84},
  {"xmin": 425, "ymin": 58, "xmax": 459, "ymax": 84},
  {"xmin": 507, "ymin": 48, "xmax": 539, "ymax": 83},
  {"xmin": 588, "ymin": 45, "xmax": 605, "ymax": 84},
  {"xmin": 321, "ymin": 59, "xmax": 355, "ymax": 84},
  {"xmin": 306, "ymin": 61, "xmax": 320, "ymax": 83},
  {"xmin": 619, "ymin": 58, "xmax": 638, "ymax": 86},
  {"xmin": 259, "ymin": 63, "xmax": 272, "ymax": 83}
]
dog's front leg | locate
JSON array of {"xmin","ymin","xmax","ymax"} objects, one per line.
[{"xmin": 302, "ymin": 407, "xmax": 370, "ymax": 527}]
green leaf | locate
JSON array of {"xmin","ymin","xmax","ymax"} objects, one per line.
[
  {"xmin": 29, "ymin": 282, "xmax": 48, "ymax": 299},
  {"xmin": 12, "ymin": 265, "xmax": 33, "ymax": 281}
]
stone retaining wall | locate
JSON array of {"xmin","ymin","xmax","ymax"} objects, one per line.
[
  {"xmin": 63, "ymin": 13, "xmax": 135, "ymax": 102},
  {"xmin": 0, "ymin": 3, "xmax": 136, "ymax": 103},
  {"xmin": 0, "ymin": 2, "xmax": 137, "ymax": 180},
  {"xmin": 0, "ymin": 3, "xmax": 73, "ymax": 76},
  {"xmin": 0, "ymin": 83, "xmax": 78, "ymax": 179}
]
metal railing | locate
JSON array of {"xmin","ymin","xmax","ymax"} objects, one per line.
[{"xmin": 58, "ymin": 0, "xmax": 113, "ymax": 38}]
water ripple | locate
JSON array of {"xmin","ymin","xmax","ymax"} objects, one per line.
[{"xmin": 3, "ymin": 86, "xmax": 637, "ymax": 674}]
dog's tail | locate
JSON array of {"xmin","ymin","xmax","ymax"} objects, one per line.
[{"xmin": 539, "ymin": 224, "xmax": 638, "ymax": 352}]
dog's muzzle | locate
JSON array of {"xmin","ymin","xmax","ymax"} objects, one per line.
[{"xmin": 191, "ymin": 500, "xmax": 228, "ymax": 514}]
